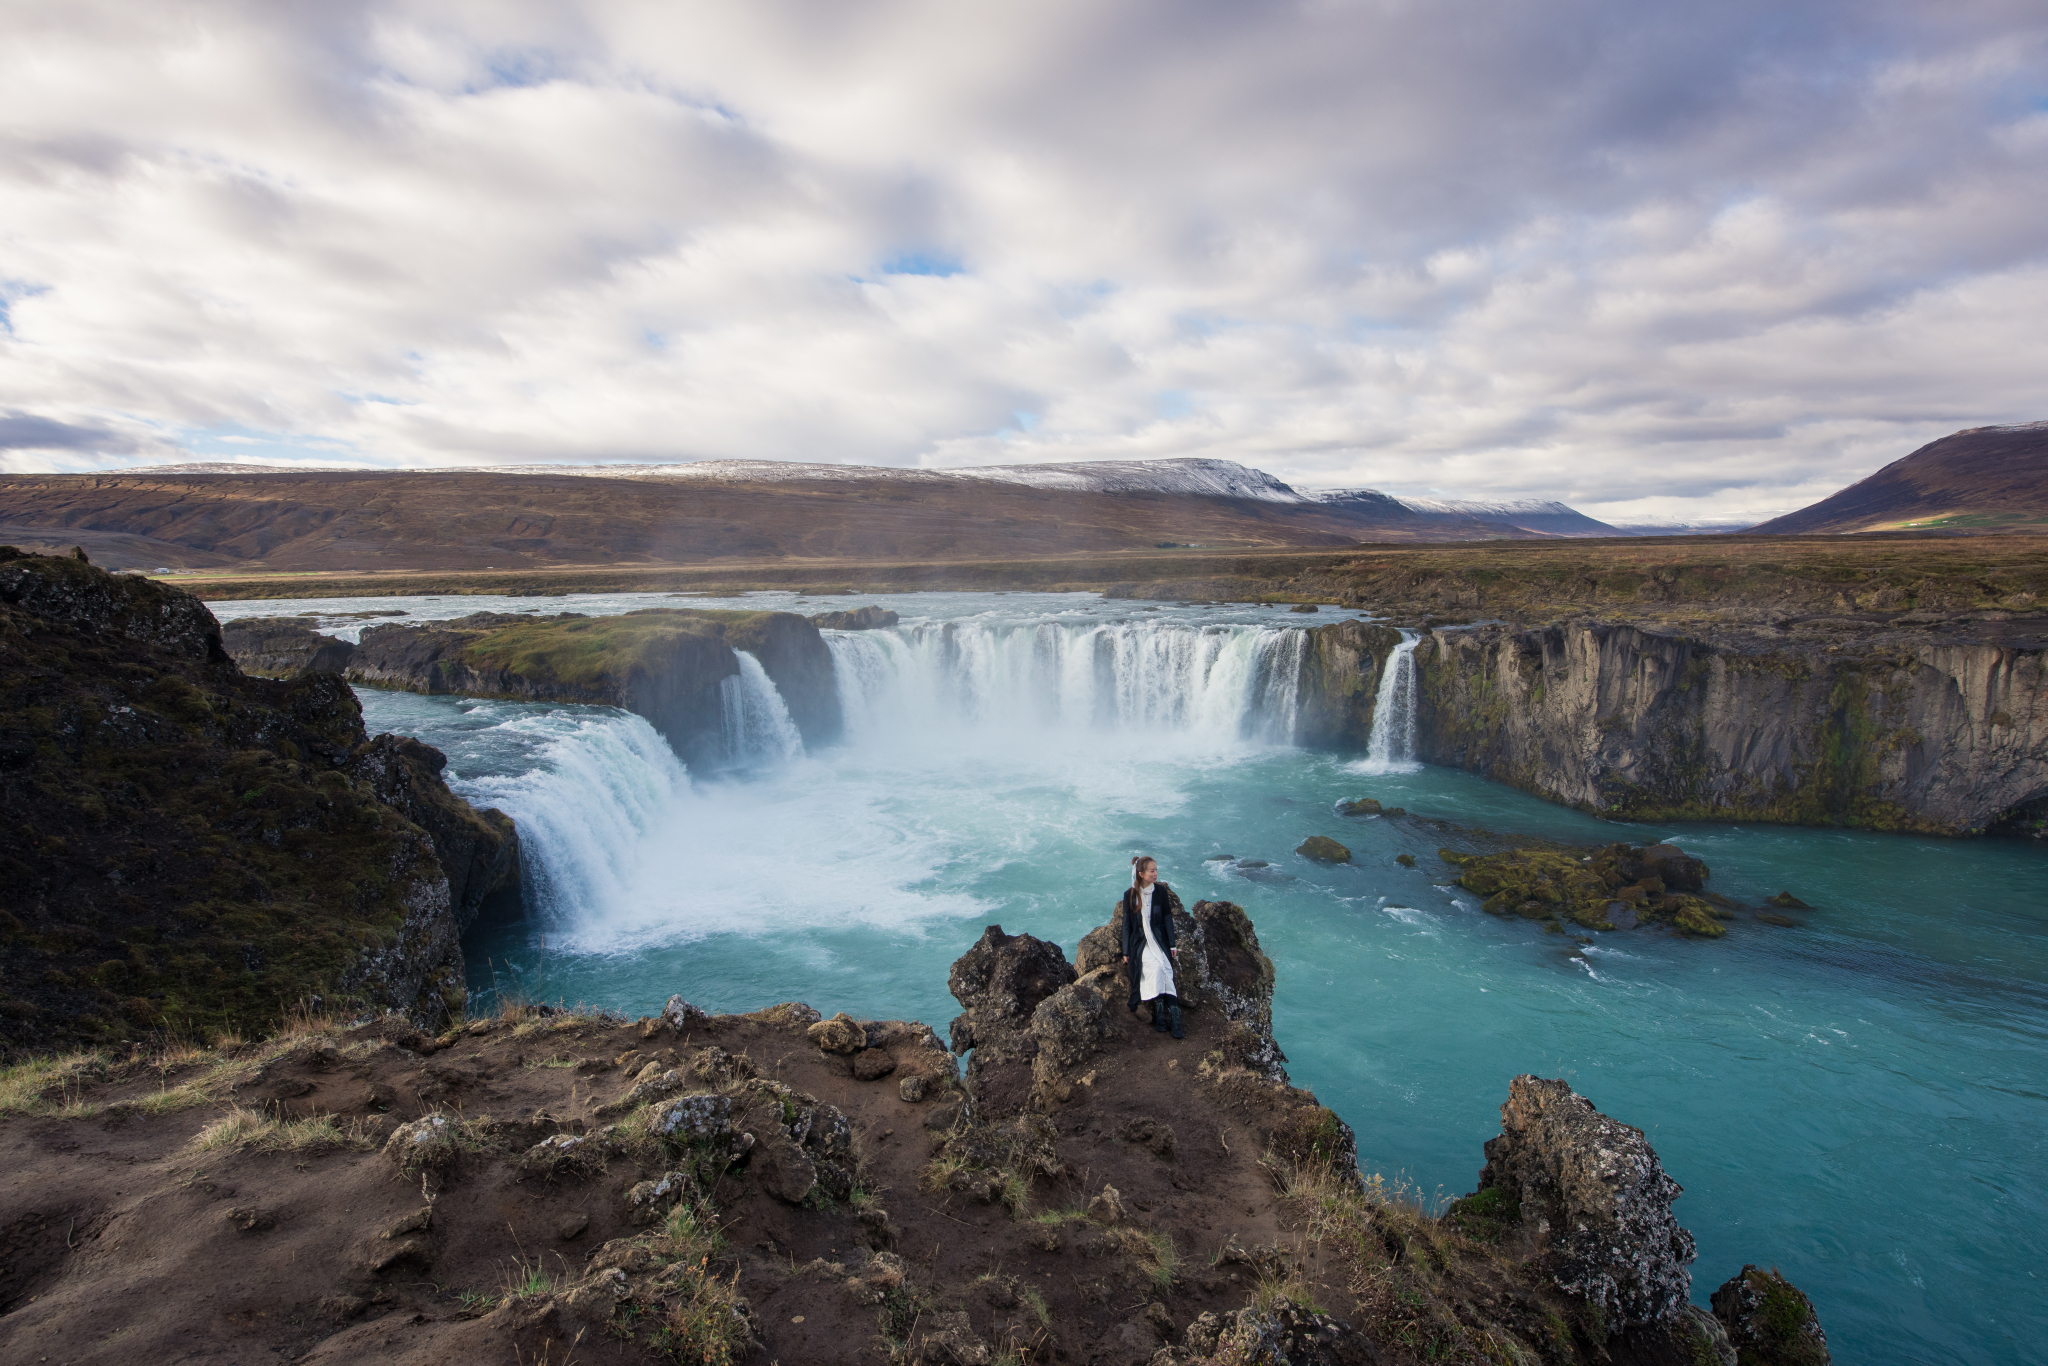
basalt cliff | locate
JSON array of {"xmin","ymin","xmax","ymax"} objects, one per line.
[
  {"xmin": 0, "ymin": 901, "xmax": 1827, "ymax": 1366},
  {"xmin": 0, "ymin": 547, "xmax": 521, "ymax": 1055},
  {"xmin": 1298, "ymin": 616, "xmax": 2046, "ymax": 837}
]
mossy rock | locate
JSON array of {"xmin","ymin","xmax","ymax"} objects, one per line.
[
  {"xmin": 1395, "ymin": 853, "xmax": 1416, "ymax": 868},
  {"xmin": 1671, "ymin": 901, "xmax": 1727, "ymax": 937},
  {"xmin": 1295, "ymin": 836, "xmax": 1351, "ymax": 863},
  {"xmin": 1337, "ymin": 797, "xmax": 1382, "ymax": 816},
  {"xmin": 1767, "ymin": 891, "xmax": 1812, "ymax": 910}
]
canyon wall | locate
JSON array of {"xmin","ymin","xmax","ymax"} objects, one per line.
[{"xmin": 1413, "ymin": 621, "xmax": 2047, "ymax": 835}]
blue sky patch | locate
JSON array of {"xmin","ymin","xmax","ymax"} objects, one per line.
[{"xmin": 883, "ymin": 251, "xmax": 963, "ymax": 278}]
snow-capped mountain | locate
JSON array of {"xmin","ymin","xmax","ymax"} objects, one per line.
[
  {"xmin": 464, "ymin": 455, "xmax": 1314, "ymax": 502},
  {"xmin": 1312, "ymin": 489, "xmax": 1620, "ymax": 537},
  {"xmin": 945, "ymin": 457, "xmax": 1310, "ymax": 502}
]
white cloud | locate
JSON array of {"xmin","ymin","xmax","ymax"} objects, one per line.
[{"xmin": 0, "ymin": 0, "xmax": 2043, "ymax": 523}]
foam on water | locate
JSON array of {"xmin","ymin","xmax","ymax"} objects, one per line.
[{"xmin": 303, "ymin": 590, "xmax": 2044, "ymax": 1366}]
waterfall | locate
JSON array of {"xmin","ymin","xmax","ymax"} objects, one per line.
[
  {"xmin": 719, "ymin": 651, "xmax": 805, "ymax": 766},
  {"xmin": 822, "ymin": 619, "xmax": 1310, "ymax": 745},
  {"xmin": 443, "ymin": 709, "xmax": 689, "ymax": 925},
  {"xmin": 1357, "ymin": 631, "xmax": 1421, "ymax": 773}
]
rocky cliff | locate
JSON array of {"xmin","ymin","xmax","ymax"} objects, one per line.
[
  {"xmin": 0, "ymin": 547, "xmax": 521, "ymax": 1053},
  {"xmin": 0, "ymin": 907, "xmax": 1827, "ymax": 1366},
  {"xmin": 1412, "ymin": 619, "xmax": 2047, "ymax": 835},
  {"xmin": 1296, "ymin": 618, "xmax": 1404, "ymax": 748},
  {"xmin": 224, "ymin": 608, "xmax": 842, "ymax": 770}
]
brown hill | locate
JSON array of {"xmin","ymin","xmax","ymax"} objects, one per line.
[
  {"xmin": 1752, "ymin": 422, "xmax": 2048, "ymax": 535},
  {"xmin": 0, "ymin": 469, "xmax": 1530, "ymax": 575}
]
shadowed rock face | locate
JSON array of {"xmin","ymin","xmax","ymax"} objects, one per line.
[
  {"xmin": 1416, "ymin": 620, "xmax": 2047, "ymax": 835},
  {"xmin": 1297, "ymin": 619, "xmax": 1404, "ymax": 748},
  {"xmin": 0, "ymin": 548, "xmax": 519, "ymax": 1050},
  {"xmin": 221, "ymin": 616, "xmax": 355, "ymax": 677},
  {"xmin": 1478, "ymin": 1075, "xmax": 1697, "ymax": 1330},
  {"xmin": 343, "ymin": 734, "xmax": 521, "ymax": 932}
]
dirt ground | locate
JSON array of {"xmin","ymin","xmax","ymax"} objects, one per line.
[{"xmin": 0, "ymin": 983, "xmax": 1317, "ymax": 1366}]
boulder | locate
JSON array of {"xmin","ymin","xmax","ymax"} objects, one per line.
[
  {"xmin": 1295, "ymin": 836, "xmax": 1351, "ymax": 863},
  {"xmin": 852, "ymin": 1049, "xmax": 897, "ymax": 1081},
  {"xmin": 748, "ymin": 1125, "xmax": 817, "ymax": 1204},
  {"xmin": 1192, "ymin": 1299, "xmax": 1379, "ymax": 1366},
  {"xmin": 1767, "ymin": 892, "xmax": 1812, "ymax": 910},
  {"xmin": 661, "ymin": 994, "xmax": 709, "ymax": 1031},
  {"xmin": 1337, "ymin": 797, "xmax": 1382, "ymax": 816},
  {"xmin": 1711, "ymin": 1266, "xmax": 1831, "ymax": 1366},
  {"xmin": 1474, "ymin": 1075, "xmax": 1696, "ymax": 1330},
  {"xmin": 946, "ymin": 925, "xmax": 1076, "ymax": 1063},
  {"xmin": 807, "ymin": 1012, "xmax": 867, "ymax": 1054}
]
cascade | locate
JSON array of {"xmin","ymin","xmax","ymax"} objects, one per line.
[
  {"xmin": 1357, "ymin": 630, "xmax": 1420, "ymax": 773},
  {"xmin": 823, "ymin": 619, "xmax": 1310, "ymax": 744},
  {"xmin": 444, "ymin": 709, "xmax": 689, "ymax": 924},
  {"xmin": 719, "ymin": 651, "xmax": 806, "ymax": 765}
]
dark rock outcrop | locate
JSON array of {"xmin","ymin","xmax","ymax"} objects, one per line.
[
  {"xmin": 1475, "ymin": 1075, "xmax": 1697, "ymax": 1330},
  {"xmin": 342, "ymin": 734, "xmax": 521, "ymax": 931},
  {"xmin": 1415, "ymin": 620, "xmax": 2046, "ymax": 835},
  {"xmin": 221, "ymin": 616, "xmax": 356, "ymax": 677},
  {"xmin": 1711, "ymin": 1265, "xmax": 1832, "ymax": 1365},
  {"xmin": 0, "ymin": 547, "xmax": 519, "ymax": 1051},
  {"xmin": 807, "ymin": 605, "xmax": 898, "ymax": 630}
]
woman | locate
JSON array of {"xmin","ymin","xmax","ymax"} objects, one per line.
[{"xmin": 1119, "ymin": 855, "xmax": 1185, "ymax": 1039}]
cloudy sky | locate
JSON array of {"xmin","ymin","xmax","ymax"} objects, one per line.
[{"xmin": 1, "ymin": 0, "xmax": 2043, "ymax": 522}]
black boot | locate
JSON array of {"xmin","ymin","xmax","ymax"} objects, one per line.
[
  {"xmin": 1168, "ymin": 999, "xmax": 1184, "ymax": 1040},
  {"xmin": 1151, "ymin": 1002, "xmax": 1170, "ymax": 1032}
]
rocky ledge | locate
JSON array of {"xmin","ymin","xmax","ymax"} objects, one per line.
[
  {"xmin": 0, "ymin": 547, "xmax": 520, "ymax": 1052},
  {"xmin": 0, "ymin": 901, "xmax": 1827, "ymax": 1365},
  {"xmin": 223, "ymin": 607, "xmax": 842, "ymax": 768}
]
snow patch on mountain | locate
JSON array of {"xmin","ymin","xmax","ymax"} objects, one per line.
[
  {"xmin": 946, "ymin": 457, "xmax": 1310, "ymax": 502},
  {"xmin": 462, "ymin": 456, "xmax": 1313, "ymax": 501},
  {"xmin": 1391, "ymin": 496, "xmax": 1582, "ymax": 518}
]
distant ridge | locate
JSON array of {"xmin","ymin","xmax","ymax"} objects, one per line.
[
  {"xmin": 145, "ymin": 455, "xmax": 1315, "ymax": 504},
  {"xmin": 1312, "ymin": 489, "xmax": 1621, "ymax": 537},
  {"xmin": 1751, "ymin": 422, "xmax": 2048, "ymax": 535}
]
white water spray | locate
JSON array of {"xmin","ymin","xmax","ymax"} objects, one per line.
[
  {"xmin": 1356, "ymin": 631, "xmax": 1420, "ymax": 773},
  {"xmin": 444, "ymin": 709, "xmax": 691, "ymax": 925}
]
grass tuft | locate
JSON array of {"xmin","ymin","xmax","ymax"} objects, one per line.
[{"xmin": 189, "ymin": 1105, "xmax": 375, "ymax": 1154}]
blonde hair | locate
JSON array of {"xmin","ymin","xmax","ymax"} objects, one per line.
[{"xmin": 1130, "ymin": 855, "xmax": 1157, "ymax": 890}]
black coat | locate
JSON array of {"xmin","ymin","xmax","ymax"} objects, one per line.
[{"xmin": 1119, "ymin": 882, "xmax": 1182, "ymax": 1009}]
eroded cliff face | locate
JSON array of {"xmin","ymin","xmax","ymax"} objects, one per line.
[
  {"xmin": 0, "ymin": 548, "xmax": 519, "ymax": 1052},
  {"xmin": 1415, "ymin": 621, "xmax": 2047, "ymax": 834},
  {"xmin": 1296, "ymin": 619, "xmax": 1404, "ymax": 748}
]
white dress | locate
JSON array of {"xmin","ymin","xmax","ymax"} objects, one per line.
[{"xmin": 1136, "ymin": 885, "xmax": 1177, "ymax": 1002}]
